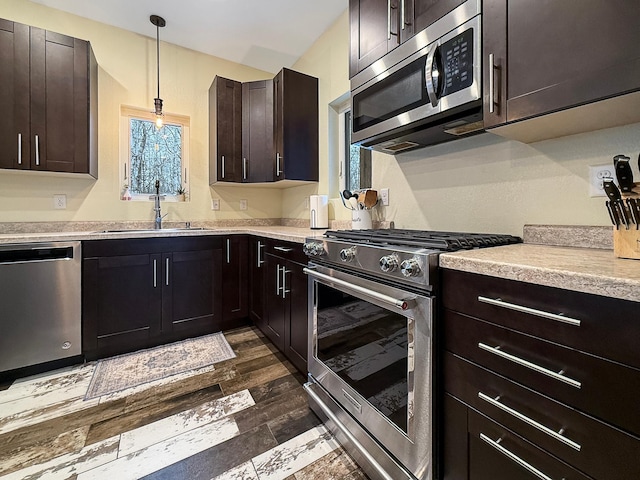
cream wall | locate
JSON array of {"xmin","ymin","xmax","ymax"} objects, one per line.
[
  {"xmin": 287, "ymin": 9, "xmax": 640, "ymax": 236},
  {"xmin": 0, "ymin": 0, "xmax": 282, "ymax": 224}
]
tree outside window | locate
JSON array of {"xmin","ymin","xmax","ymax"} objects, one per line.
[{"xmin": 120, "ymin": 106, "xmax": 190, "ymax": 200}]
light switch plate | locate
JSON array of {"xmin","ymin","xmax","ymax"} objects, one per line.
[
  {"xmin": 240, "ymin": 199, "xmax": 248, "ymax": 211},
  {"xmin": 380, "ymin": 188, "xmax": 389, "ymax": 206},
  {"xmin": 211, "ymin": 198, "xmax": 220, "ymax": 210}
]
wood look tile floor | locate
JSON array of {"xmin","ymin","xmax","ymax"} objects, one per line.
[{"xmin": 0, "ymin": 327, "xmax": 368, "ymax": 480}]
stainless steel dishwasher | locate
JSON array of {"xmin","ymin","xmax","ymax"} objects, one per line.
[{"xmin": 0, "ymin": 242, "xmax": 82, "ymax": 373}]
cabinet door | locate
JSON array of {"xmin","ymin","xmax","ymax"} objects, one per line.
[
  {"xmin": 486, "ymin": 0, "xmax": 640, "ymax": 127},
  {"xmin": 83, "ymin": 254, "xmax": 162, "ymax": 360},
  {"xmin": 209, "ymin": 76, "xmax": 242, "ymax": 183},
  {"xmin": 30, "ymin": 28, "xmax": 91, "ymax": 174},
  {"xmin": 482, "ymin": 0, "xmax": 507, "ymax": 128},
  {"xmin": 162, "ymin": 248, "xmax": 223, "ymax": 340},
  {"xmin": 273, "ymin": 68, "xmax": 319, "ymax": 182},
  {"xmin": 349, "ymin": 0, "xmax": 399, "ymax": 78},
  {"xmin": 242, "ymin": 80, "xmax": 274, "ymax": 183},
  {"xmin": 0, "ymin": 19, "xmax": 30, "ymax": 170},
  {"xmin": 263, "ymin": 253, "xmax": 286, "ymax": 350},
  {"xmin": 411, "ymin": 0, "xmax": 466, "ymax": 37},
  {"xmin": 249, "ymin": 237, "xmax": 266, "ymax": 329},
  {"xmin": 221, "ymin": 235, "xmax": 249, "ymax": 329},
  {"xmin": 284, "ymin": 260, "xmax": 309, "ymax": 373}
]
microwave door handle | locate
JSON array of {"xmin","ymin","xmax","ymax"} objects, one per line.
[{"xmin": 425, "ymin": 46, "xmax": 440, "ymax": 107}]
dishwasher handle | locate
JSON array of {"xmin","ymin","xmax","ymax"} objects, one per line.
[{"xmin": 0, "ymin": 246, "xmax": 75, "ymax": 265}]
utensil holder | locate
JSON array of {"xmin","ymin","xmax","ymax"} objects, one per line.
[
  {"xmin": 613, "ymin": 227, "xmax": 640, "ymax": 259},
  {"xmin": 352, "ymin": 209, "xmax": 372, "ymax": 230}
]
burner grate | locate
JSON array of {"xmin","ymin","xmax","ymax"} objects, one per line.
[{"xmin": 324, "ymin": 229, "xmax": 521, "ymax": 251}]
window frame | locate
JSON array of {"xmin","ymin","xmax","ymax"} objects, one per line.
[
  {"xmin": 337, "ymin": 100, "xmax": 371, "ymax": 194},
  {"xmin": 119, "ymin": 105, "xmax": 191, "ymax": 202}
]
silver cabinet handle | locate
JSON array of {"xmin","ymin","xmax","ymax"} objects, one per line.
[
  {"xmin": 478, "ymin": 392, "xmax": 581, "ymax": 451},
  {"xmin": 276, "ymin": 264, "xmax": 282, "ymax": 295},
  {"xmin": 165, "ymin": 258, "xmax": 170, "ymax": 286},
  {"xmin": 153, "ymin": 259, "xmax": 157, "ymax": 288},
  {"xmin": 489, "ymin": 53, "xmax": 495, "ymax": 114},
  {"xmin": 304, "ymin": 267, "xmax": 410, "ymax": 310},
  {"xmin": 480, "ymin": 433, "xmax": 553, "ymax": 480},
  {"xmin": 401, "ymin": 0, "xmax": 406, "ymax": 30},
  {"xmin": 226, "ymin": 238, "xmax": 231, "ymax": 264},
  {"xmin": 477, "ymin": 296, "xmax": 581, "ymax": 326},
  {"xmin": 17, "ymin": 133, "xmax": 22, "ymax": 165},
  {"xmin": 274, "ymin": 246, "xmax": 293, "ymax": 253},
  {"xmin": 276, "ymin": 153, "xmax": 283, "ymax": 176},
  {"xmin": 35, "ymin": 134, "xmax": 40, "ymax": 166},
  {"xmin": 478, "ymin": 343, "xmax": 581, "ymax": 389},
  {"xmin": 243, "ymin": 157, "xmax": 247, "ymax": 180},
  {"xmin": 282, "ymin": 268, "xmax": 291, "ymax": 298},
  {"xmin": 257, "ymin": 241, "xmax": 265, "ymax": 267},
  {"xmin": 221, "ymin": 155, "xmax": 225, "ymax": 179},
  {"xmin": 387, "ymin": 0, "xmax": 392, "ymax": 39}
]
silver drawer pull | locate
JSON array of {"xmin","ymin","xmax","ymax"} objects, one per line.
[
  {"xmin": 480, "ymin": 433, "xmax": 553, "ymax": 480},
  {"xmin": 274, "ymin": 246, "xmax": 293, "ymax": 252},
  {"xmin": 478, "ymin": 296, "xmax": 581, "ymax": 327},
  {"xmin": 478, "ymin": 343, "xmax": 581, "ymax": 389},
  {"xmin": 478, "ymin": 392, "xmax": 581, "ymax": 451}
]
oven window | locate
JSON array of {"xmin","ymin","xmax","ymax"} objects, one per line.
[
  {"xmin": 352, "ymin": 56, "xmax": 428, "ymax": 133},
  {"xmin": 316, "ymin": 283, "xmax": 410, "ymax": 434}
]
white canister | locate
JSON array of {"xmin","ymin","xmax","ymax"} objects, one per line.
[
  {"xmin": 310, "ymin": 195, "xmax": 329, "ymax": 229},
  {"xmin": 351, "ymin": 208, "xmax": 372, "ymax": 230}
]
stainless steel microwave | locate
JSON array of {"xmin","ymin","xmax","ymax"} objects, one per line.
[{"xmin": 351, "ymin": 0, "xmax": 483, "ymax": 154}]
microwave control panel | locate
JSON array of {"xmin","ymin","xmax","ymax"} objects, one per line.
[{"xmin": 441, "ymin": 28, "xmax": 474, "ymax": 96}]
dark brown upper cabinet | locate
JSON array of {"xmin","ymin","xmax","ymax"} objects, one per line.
[
  {"xmin": 242, "ymin": 80, "xmax": 274, "ymax": 183},
  {"xmin": 484, "ymin": 0, "xmax": 640, "ymax": 141},
  {"xmin": 273, "ymin": 68, "xmax": 318, "ymax": 183},
  {"xmin": 209, "ymin": 76, "xmax": 242, "ymax": 183},
  {"xmin": 349, "ymin": 0, "xmax": 465, "ymax": 78},
  {"xmin": 0, "ymin": 18, "xmax": 97, "ymax": 177},
  {"xmin": 210, "ymin": 68, "xmax": 318, "ymax": 186}
]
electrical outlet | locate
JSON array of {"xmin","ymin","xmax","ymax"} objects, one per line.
[
  {"xmin": 211, "ymin": 198, "xmax": 220, "ymax": 210},
  {"xmin": 305, "ymin": 197, "xmax": 310, "ymax": 209},
  {"xmin": 240, "ymin": 199, "xmax": 248, "ymax": 211},
  {"xmin": 589, "ymin": 165, "xmax": 615, "ymax": 197},
  {"xmin": 380, "ymin": 188, "xmax": 390, "ymax": 206},
  {"xmin": 53, "ymin": 194, "xmax": 67, "ymax": 209}
]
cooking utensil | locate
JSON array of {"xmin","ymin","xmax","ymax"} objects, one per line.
[
  {"xmin": 627, "ymin": 198, "xmax": 640, "ymax": 230},
  {"xmin": 362, "ymin": 190, "xmax": 378, "ymax": 209},
  {"xmin": 340, "ymin": 190, "xmax": 356, "ymax": 210},
  {"xmin": 614, "ymin": 155, "xmax": 634, "ymax": 193}
]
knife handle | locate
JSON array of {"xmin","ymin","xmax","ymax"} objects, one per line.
[
  {"xmin": 616, "ymin": 199, "xmax": 631, "ymax": 230},
  {"xmin": 606, "ymin": 201, "xmax": 620, "ymax": 229},
  {"xmin": 615, "ymin": 157, "xmax": 634, "ymax": 193}
]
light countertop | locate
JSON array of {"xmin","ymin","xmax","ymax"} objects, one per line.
[{"xmin": 440, "ymin": 243, "xmax": 640, "ymax": 303}]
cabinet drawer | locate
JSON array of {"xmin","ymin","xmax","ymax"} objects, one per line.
[
  {"xmin": 468, "ymin": 409, "xmax": 593, "ymax": 480},
  {"xmin": 441, "ymin": 269, "xmax": 640, "ymax": 370},
  {"xmin": 264, "ymin": 238, "xmax": 306, "ymax": 263},
  {"xmin": 446, "ymin": 352, "xmax": 640, "ymax": 480},
  {"xmin": 444, "ymin": 310, "xmax": 640, "ymax": 437}
]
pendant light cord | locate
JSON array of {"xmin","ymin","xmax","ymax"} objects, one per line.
[{"xmin": 156, "ymin": 22, "xmax": 160, "ymax": 99}]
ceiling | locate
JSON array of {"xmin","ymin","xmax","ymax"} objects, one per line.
[{"xmin": 29, "ymin": 0, "xmax": 348, "ymax": 73}]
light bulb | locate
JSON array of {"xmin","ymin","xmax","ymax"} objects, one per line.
[{"xmin": 155, "ymin": 115, "xmax": 164, "ymax": 129}]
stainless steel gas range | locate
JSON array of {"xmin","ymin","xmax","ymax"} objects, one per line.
[{"xmin": 302, "ymin": 229, "xmax": 520, "ymax": 480}]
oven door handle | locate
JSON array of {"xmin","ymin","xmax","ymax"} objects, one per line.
[{"xmin": 303, "ymin": 267, "xmax": 411, "ymax": 310}]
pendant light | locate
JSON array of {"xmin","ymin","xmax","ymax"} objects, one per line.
[{"xmin": 150, "ymin": 14, "xmax": 166, "ymax": 128}]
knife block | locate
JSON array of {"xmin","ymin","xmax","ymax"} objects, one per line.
[{"xmin": 613, "ymin": 228, "xmax": 640, "ymax": 259}]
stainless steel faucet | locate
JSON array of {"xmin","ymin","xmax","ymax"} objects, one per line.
[{"xmin": 151, "ymin": 180, "xmax": 167, "ymax": 229}]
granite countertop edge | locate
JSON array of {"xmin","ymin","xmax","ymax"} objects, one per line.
[
  {"xmin": 440, "ymin": 244, "xmax": 640, "ymax": 303},
  {"xmin": 0, "ymin": 226, "xmax": 324, "ymax": 245}
]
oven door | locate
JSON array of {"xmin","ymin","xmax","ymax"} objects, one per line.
[{"xmin": 305, "ymin": 263, "xmax": 434, "ymax": 479}]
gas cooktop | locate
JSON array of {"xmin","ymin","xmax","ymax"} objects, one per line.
[{"xmin": 323, "ymin": 229, "xmax": 521, "ymax": 251}]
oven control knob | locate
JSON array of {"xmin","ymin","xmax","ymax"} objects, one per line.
[
  {"xmin": 400, "ymin": 258, "xmax": 421, "ymax": 277},
  {"xmin": 312, "ymin": 243, "xmax": 325, "ymax": 256},
  {"xmin": 379, "ymin": 255, "xmax": 398, "ymax": 272},
  {"xmin": 340, "ymin": 247, "xmax": 356, "ymax": 262}
]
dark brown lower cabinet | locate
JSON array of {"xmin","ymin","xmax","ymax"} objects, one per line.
[
  {"xmin": 259, "ymin": 239, "xmax": 309, "ymax": 373},
  {"xmin": 221, "ymin": 235, "xmax": 249, "ymax": 330},
  {"xmin": 83, "ymin": 237, "xmax": 223, "ymax": 360}
]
